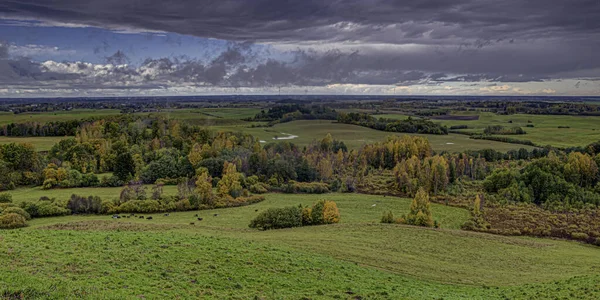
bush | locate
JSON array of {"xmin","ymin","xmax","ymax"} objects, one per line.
[
  {"xmin": 381, "ymin": 211, "xmax": 395, "ymax": 223},
  {"xmin": 67, "ymin": 194, "xmax": 103, "ymax": 214},
  {"xmin": 310, "ymin": 200, "xmax": 325, "ymax": 225},
  {"xmin": 2, "ymin": 207, "xmax": 31, "ymax": 220},
  {"xmin": 283, "ymin": 181, "xmax": 330, "ymax": 194},
  {"xmin": 307, "ymin": 200, "xmax": 340, "ymax": 225},
  {"xmin": 571, "ymin": 232, "xmax": 590, "ymax": 241},
  {"xmin": 301, "ymin": 206, "xmax": 313, "ymax": 225},
  {"xmin": 0, "ymin": 193, "xmax": 12, "ymax": 203},
  {"xmin": 322, "ymin": 201, "xmax": 340, "ymax": 224},
  {"xmin": 0, "ymin": 213, "xmax": 27, "ymax": 229},
  {"xmin": 100, "ymin": 198, "xmax": 118, "ymax": 214},
  {"xmin": 20, "ymin": 201, "xmax": 70, "ymax": 217},
  {"xmin": 249, "ymin": 183, "xmax": 269, "ymax": 194},
  {"xmin": 100, "ymin": 175, "xmax": 124, "ymax": 187},
  {"xmin": 0, "ymin": 203, "xmax": 17, "ymax": 214},
  {"xmin": 37, "ymin": 202, "xmax": 71, "ymax": 217},
  {"xmin": 249, "ymin": 206, "xmax": 302, "ymax": 230},
  {"xmin": 115, "ymin": 200, "xmax": 164, "ymax": 214},
  {"xmin": 174, "ymin": 199, "xmax": 192, "ymax": 211}
]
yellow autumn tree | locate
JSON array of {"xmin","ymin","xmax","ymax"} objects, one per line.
[
  {"xmin": 195, "ymin": 168, "xmax": 214, "ymax": 205},
  {"xmin": 322, "ymin": 200, "xmax": 340, "ymax": 224},
  {"xmin": 404, "ymin": 187, "xmax": 434, "ymax": 227},
  {"xmin": 217, "ymin": 162, "xmax": 243, "ymax": 198}
]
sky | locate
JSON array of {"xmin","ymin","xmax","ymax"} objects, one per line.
[{"xmin": 0, "ymin": 0, "xmax": 599, "ymax": 97}]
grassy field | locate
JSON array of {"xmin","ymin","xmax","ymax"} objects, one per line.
[
  {"xmin": 141, "ymin": 108, "xmax": 261, "ymax": 127},
  {"xmin": 213, "ymin": 120, "xmax": 535, "ymax": 152},
  {"xmin": 2, "ymin": 191, "xmax": 600, "ymax": 299},
  {"xmin": 0, "ymin": 108, "xmax": 542, "ymax": 153},
  {"xmin": 430, "ymin": 112, "xmax": 600, "ymax": 148},
  {"xmin": 7, "ymin": 185, "xmax": 178, "ymax": 204},
  {"xmin": 0, "ymin": 136, "xmax": 68, "ymax": 151},
  {"xmin": 0, "ymin": 109, "xmax": 122, "ymax": 125}
]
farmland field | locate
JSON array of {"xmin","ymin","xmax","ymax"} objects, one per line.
[
  {"xmin": 0, "ymin": 109, "xmax": 122, "ymax": 125},
  {"xmin": 0, "ymin": 136, "xmax": 68, "ymax": 151},
  {"xmin": 214, "ymin": 120, "xmax": 536, "ymax": 152},
  {"xmin": 8, "ymin": 185, "xmax": 179, "ymax": 204},
  {"xmin": 421, "ymin": 112, "xmax": 600, "ymax": 148},
  {"xmin": 2, "ymin": 192, "xmax": 600, "ymax": 299}
]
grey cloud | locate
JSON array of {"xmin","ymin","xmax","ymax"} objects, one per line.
[
  {"xmin": 1, "ymin": 0, "xmax": 598, "ymax": 44},
  {"xmin": 0, "ymin": 0, "xmax": 599, "ymax": 89}
]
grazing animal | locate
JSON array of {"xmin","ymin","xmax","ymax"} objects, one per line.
[
  {"xmin": 197, "ymin": 217, "xmax": 203, "ymax": 221},
  {"xmin": 190, "ymin": 222, "xmax": 195, "ymax": 225},
  {"xmin": 126, "ymin": 216, "xmax": 130, "ymax": 218},
  {"xmin": 164, "ymin": 213, "xmax": 170, "ymax": 217},
  {"xmin": 255, "ymin": 209, "xmax": 258, "ymax": 212},
  {"xmin": 371, "ymin": 204, "xmax": 377, "ymax": 207},
  {"xmin": 112, "ymin": 214, "xmax": 119, "ymax": 219},
  {"xmin": 213, "ymin": 214, "xmax": 218, "ymax": 217},
  {"xmin": 146, "ymin": 216, "xmax": 153, "ymax": 220},
  {"xmin": 139, "ymin": 216, "xmax": 144, "ymax": 219}
]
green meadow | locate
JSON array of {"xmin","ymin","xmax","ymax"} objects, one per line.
[
  {"xmin": 0, "ymin": 109, "xmax": 122, "ymax": 125},
  {"xmin": 215, "ymin": 120, "xmax": 536, "ymax": 152},
  {"xmin": 434, "ymin": 112, "xmax": 600, "ymax": 148},
  {"xmin": 0, "ymin": 136, "xmax": 67, "ymax": 151},
  {"xmin": 2, "ymin": 192, "xmax": 600, "ymax": 299}
]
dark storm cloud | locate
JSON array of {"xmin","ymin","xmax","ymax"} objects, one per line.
[
  {"xmin": 1, "ymin": 0, "xmax": 598, "ymax": 43},
  {"xmin": 0, "ymin": 0, "xmax": 599, "ymax": 92}
]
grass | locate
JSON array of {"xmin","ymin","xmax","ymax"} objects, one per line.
[
  {"xmin": 433, "ymin": 112, "xmax": 600, "ymax": 148},
  {"xmin": 139, "ymin": 108, "xmax": 262, "ymax": 127},
  {"xmin": 0, "ymin": 109, "xmax": 122, "ymax": 125},
  {"xmin": 7, "ymin": 185, "xmax": 178, "ymax": 204},
  {"xmin": 213, "ymin": 120, "xmax": 535, "ymax": 152},
  {"xmin": 2, "ymin": 191, "xmax": 600, "ymax": 298},
  {"xmin": 0, "ymin": 136, "xmax": 68, "ymax": 151}
]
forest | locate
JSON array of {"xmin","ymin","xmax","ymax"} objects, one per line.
[{"xmin": 0, "ymin": 105, "xmax": 599, "ymax": 246}]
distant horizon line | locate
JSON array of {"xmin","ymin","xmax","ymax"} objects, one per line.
[{"xmin": 1, "ymin": 94, "xmax": 599, "ymax": 101}]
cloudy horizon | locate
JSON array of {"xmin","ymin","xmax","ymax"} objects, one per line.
[{"xmin": 0, "ymin": 0, "xmax": 599, "ymax": 97}]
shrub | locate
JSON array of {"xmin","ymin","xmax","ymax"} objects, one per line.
[
  {"xmin": 0, "ymin": 213, "xmax": 27, "ymax": 229},
  {"xmin": 404, "ymin": 188, "xmax": 434, "ymax": 227},
  {"xmin": 67, "ymin": 194, "xmax": 103, "ymax": 214},
  {"xmin": 100, "ymin": 198, "xmax": 118, "ymax": 214},
  {"xmin": 0, "ymin": 203, "xmax": 17, "ymax": 214},
  {"xmin": 381, "ymin": 211, "xmax": 395, "ymax": 223},
  {"xmin": 284, "ymin": 181, "xmax": 330, "ymax": 194},
  {"xmin": 115, "ymin": 200, "xmax": 164, "ymax": 214},
  {"xmin": 249, "ymin": 206, "xmax": 302, "ymax": 230},
  {"xmin": 249, "ymin": 183, "xmax": 269, "ymax": 194},
  {"xmin": 310, "ymin": 200, "xmax": 326, "ymax": 225},
  {"xmin": 20, "ymin": 201, "xmax": 70, "ymax": 218},
  {"xmin": 36, "ymin": 202, "xmax": 71, "ymax": 217},
  {"xmin": 0, "ymin": 193, "xmax": 12, "ymax": 203},
  {"xmin": 301, "ymin": 206, "xmax": 313, "ymax": 225},
  {"xmin": 571, "ymin": 232, "xmax": 590, "ymax": 241},
  {"xmin": 322, "ymin": 201, "xmax": 340, "ymax": 224},
  {"xmin": 100, "ymin": 175, "xmax": 124, "ymax": 187},
  {"xmin": 2, "ymin": 207, "xmax": 31, "ymax": 220},
  {"xmin": 174, "ymin": 199, "xmax": 192, "ymax": 211}
]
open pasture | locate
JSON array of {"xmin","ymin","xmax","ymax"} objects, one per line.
[
  {"xmin": 0, "ymin": 136, "xmax": 67, "ymax": 151},
  {"xmin": 2, "ymin": 192, "xmax": 600, "ymax": 299},
  {"xmin": 0, "ymin": 109, "xmax": 122, "ymax": 126},
  {"xmin": 217, "ymin": 120, "xmax": 535, "ymax": 152},
  {"xmin": 435, "ymin": 112, "xmax": 600, "ymax": 148}
]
